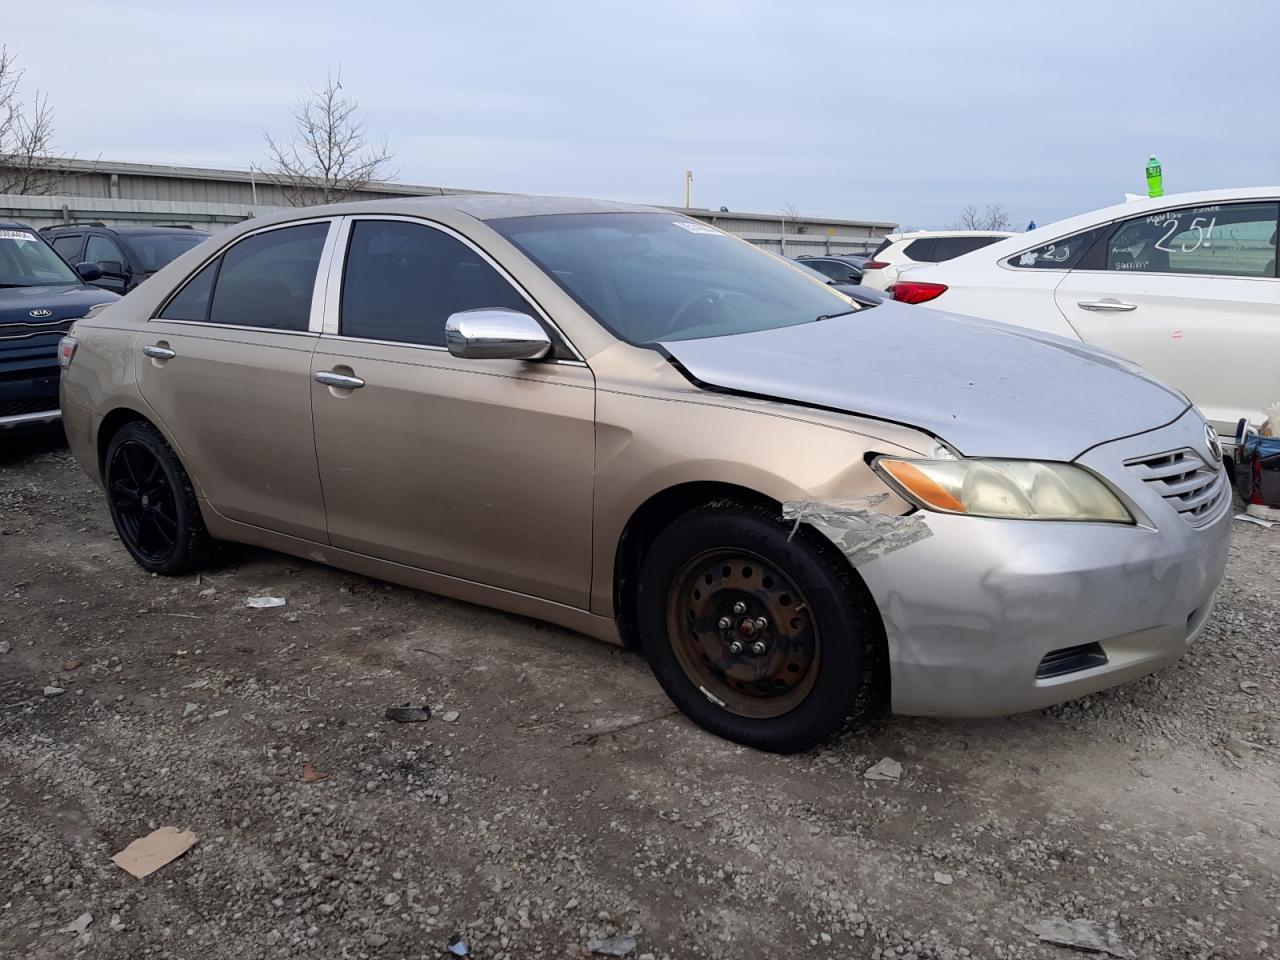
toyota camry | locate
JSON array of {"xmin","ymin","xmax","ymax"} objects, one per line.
[{"xmin": 59, "ymin": 195, "xmax": 1230, "ymax": 752}]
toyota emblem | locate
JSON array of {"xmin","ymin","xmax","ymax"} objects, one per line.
[
  {"xmin": 29, "ymin": 308, "xmax": 52, "ymax": 318},
  {"xmin": 1204, "ymin": 423, "xmax": 1222, "ymax": 463}
]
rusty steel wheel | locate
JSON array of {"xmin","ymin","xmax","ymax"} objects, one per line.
[
  {"xmin": 637, "ymin": 500, "xmax": 883, "ymax": 753},
  {"xmin": 666, "ymin": 549, "xmax": 820, "ymax": 719}
]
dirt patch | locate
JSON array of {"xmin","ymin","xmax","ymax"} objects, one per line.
[{"xmin": 2, "ymin": 433, "xmax": 1277, "ymax": 959}]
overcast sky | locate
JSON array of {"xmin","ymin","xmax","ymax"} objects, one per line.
[{"xmin": 7, "ymin": 1, "xmax": 1278, "ymax": 229}]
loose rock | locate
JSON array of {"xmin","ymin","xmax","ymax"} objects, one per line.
[
  {"xmin": 587, "ymin": 934, "xmax": 638, "ymax": 957},
  {"xmin": 384, "ymin": 704, "xmax": 431, "ymax": 723},
  {"xmin": 863, "ymin": 757, "xmax": 902, "ymax": 781},
  {"xmin": 1025, "ymin": 917, "xmax": 1134, "ymax": 959}
]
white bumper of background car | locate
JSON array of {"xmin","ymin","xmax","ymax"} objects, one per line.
[{"xmin": 856, "ymin": 409, "xmax": 1231, "ymax": 718}]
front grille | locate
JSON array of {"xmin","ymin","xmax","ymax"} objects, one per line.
[
  {"xmin": 1126, "ymin": 448, "xmax": 1228, "ymax": 526},
  {"xmin": 1036, "ymin": 642, "xmax": 1108, "ymax": 679},
  {"xmin": 0, "ymin": 317, "xmax": 74, "ymax": 339},
  {"xmin": 0, "ymin": 397, "xmax": 59, "ymax": 418}
]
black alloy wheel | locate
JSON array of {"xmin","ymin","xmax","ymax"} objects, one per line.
[{"xmin": 104, "ymin": 420, "xmax": 214, "ymax": 575}]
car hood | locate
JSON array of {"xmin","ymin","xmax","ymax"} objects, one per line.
[
  {"xmin": 659, "ymin": 301, "xmax": 1189, "ymax": 461},
  {"xmin": 0, "ymin": 283, "xmax": 119, "ymax": 327}
]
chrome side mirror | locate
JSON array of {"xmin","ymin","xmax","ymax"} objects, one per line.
[{"xmin": 444, "ymin": 308, "xmax": 551, "ymax": 361}]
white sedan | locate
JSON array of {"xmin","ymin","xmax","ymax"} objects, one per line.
[{"xmin": 891, "ymin": 187, "xmax": 1279, "ymax": 454}]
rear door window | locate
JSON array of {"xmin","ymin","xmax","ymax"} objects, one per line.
[
  {"xmin": 339, "ymin": 219, "xmax": 540, "ymax": 348},
  {"xmin": 207, "ymin": 223, "xmax": 329, "ymax": 331},
  {"xmin": 804, "ymin": 259, "xmax": 845, "ymax": 281},
  {"xmin": 1105, "ymin": 202, "xmax": 1278, "ymax": 278}
]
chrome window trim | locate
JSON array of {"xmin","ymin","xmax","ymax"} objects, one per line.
[
  {"xmin": 322, "ymin": 213, "xmax": 586, "ymax": 362},
  {"xmin": 315, "ymin": 331, "xmax": 588, "ymax": 366},
  {"xmin": 146, "ymin": 318, "xmax": 321, "ymax": 340},
  {"xmin": 150, "ymin": 217, "xmax": 339, "ymax": 332}
]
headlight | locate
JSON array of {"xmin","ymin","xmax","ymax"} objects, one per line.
[{"xmin": 874, "ymin": 457, "xmax": 1133, "ymax": 523}]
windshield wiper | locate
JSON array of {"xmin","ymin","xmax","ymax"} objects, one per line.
[{"xmin": 814, "ymin": 308, "xmax": 858, "ymax": 322}]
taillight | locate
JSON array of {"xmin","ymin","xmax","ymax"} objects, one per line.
[
  {"xmin": 863, "ymin": 260, "xmax": 890, "ymax": 270},
  {"xmin": 891, "ymin": 281, "xmax": 948, "ymax": 304},
  {"xmin": 58, "ymin": 335, "xmax": 79, "ymax": 368}
]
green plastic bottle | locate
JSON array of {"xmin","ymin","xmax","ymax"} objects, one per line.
[{"xmin": 1145, "ymin": 155, "xmax": 1163, "ymax": 198}]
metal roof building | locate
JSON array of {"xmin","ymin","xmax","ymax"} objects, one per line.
[{"xmin": 0, "ymin": 158, "xmax": 896, "ymax": 255}]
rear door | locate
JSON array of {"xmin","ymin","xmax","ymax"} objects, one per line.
[
  {"xmin": 310, "ymin": 216, "xmax": 596, "ymax": 607},
  {"xmin": 136, "ymin": 219, "xmax": 339, "ymax": 541},
  {"xmin": 1054, "ymin": 200, "xmax": 1280, "ymax": 435}
]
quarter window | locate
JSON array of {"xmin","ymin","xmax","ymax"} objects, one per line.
[
  {"xmin": 340, "ymin": 220, "xmax": 537, "ymax": 348},
  {"xmin": 932, "ymin": 236, "xmax": 1003, "ymax": 260},
  {"xmin": 903, "ymin": 238, "xmax": 937, "ymax": 262},
  {"xmin": 1006, "ymin": 227, "xmax": 1105, "ymax": 270},
  {"xmin": 207, "ymin": 222, "xmax": 329, "ymax": 331},
  {"xmin": 161, "ymin": 260, "xmax": 218, "ymax": 322},
  {"xmin": 1106, "ymin": 202, "xmax": 1278, "ymax": 278}
]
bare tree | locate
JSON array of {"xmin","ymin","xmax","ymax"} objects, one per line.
[
  {"xmin": 950, "ymin": 202, "xmax": 1011, "ymax": 231},
  {"xmin": 263, "ymin": 69, "xmax": 396, "ymax": 206},
  {"xmin": 780, "ymin": 201, "xmax": 808, "ymax": 235},
  {"xmin": 0, "ymin": 46, "xmax": 62, "ymax": 195}
]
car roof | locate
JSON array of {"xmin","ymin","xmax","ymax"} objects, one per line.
[
  {"xmin": 104, "ymin": 225, "xmax": 210, "ymax": 235},
  {"xmin": 41, "ymin": 224, "xmax": 208, "ymax": 235},
  {"xmin": 973, "ymin": 185, "xmax": 1280, "ymax": 261},
  {"xmin": 886, "ymin": 229, "xmax": 1017, "ymax": 241},
  {"xmin": 0, "ymin": 221, "xmax": 36, "ymax": 231},
  {"xmin": 231, "ymin": 194, "xmax": 663, "ymax": 231}
]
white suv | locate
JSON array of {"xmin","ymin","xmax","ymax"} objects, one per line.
[
  {"xmin": 892, "ymin": 187, "xmax": 1280, "ymax": 452},
  {"xmin": 860, "ymin": 230, "xmax": 1014, "ymax": 291}
]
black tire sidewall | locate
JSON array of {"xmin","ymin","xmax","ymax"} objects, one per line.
[
  {"xmin": 637, "ymin": 505, "xmax": 872, "ymax": 753},
  {"xmin": 104, "ymin": 422, "xmax": 203, "ymax": 575}
]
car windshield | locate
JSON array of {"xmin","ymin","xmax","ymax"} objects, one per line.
[
  {"xmin": 491, "ymin": 213, "xmax": 858, "ymax": 344},
  {"xmin": 125, "ymin": 232, "xmax": 208, "ymax": 272},
  {"xmin": 0, "ymin": 228, "xmax": 80, "ymax": 287}
]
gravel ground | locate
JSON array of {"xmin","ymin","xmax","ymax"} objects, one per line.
[{"xmin": 2, "ymin": 432, "xmax": 1278, "ymax": 960}]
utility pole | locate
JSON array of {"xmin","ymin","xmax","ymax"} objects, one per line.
[{"xmin": 684, "ymin": 170, "xmax": 693, "ymax": 209}]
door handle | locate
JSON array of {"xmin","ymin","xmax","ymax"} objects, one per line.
[
  {"xmin": 143, "ymin": 344, "xmax": 176, "ymax": 359},
  {"xmin": 314, "ymin": 370, "xmax": 365, "ymax": 389},
  {"xmin": 1077, "ymin": 299, "xmax": 1137, "ymax": 312}
]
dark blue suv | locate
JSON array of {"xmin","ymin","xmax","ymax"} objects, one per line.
[{"xmin": 1, "ymin": 223, "xmax": 119, "ymax": 432}]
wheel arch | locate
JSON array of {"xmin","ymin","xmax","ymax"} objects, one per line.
[
  {"xmin": 96, "ymin": 406, "xmax": 153, "ymax": 475},
  {"xmin": 611, "ymin": 480, "xmax": 882, "ymax": 651}
]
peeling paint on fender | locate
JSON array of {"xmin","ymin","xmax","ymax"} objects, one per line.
[{"xmin": 782, "ymin": 496, "xmax": 932, "ymax": 567}]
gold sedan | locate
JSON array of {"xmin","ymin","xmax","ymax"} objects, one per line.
[{"xmin": 59, "ymin": 195, "xmax": 1230, "ymax": 752}]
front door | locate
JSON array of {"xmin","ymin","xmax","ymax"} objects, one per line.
[
  {"xmin": 1054, "ymin": 199, "xmax": 1280, "ymax": 437},
  {"xmin": 136, "ymin": 219, "xmax": 336, "ymax": 542},
  {"xmin": 310, "ymin": 216, "xmax": 595, "ymax": 608},
  {"xmin": 85, "ymin": 234, "xmax": 132, "ymax": 295}
]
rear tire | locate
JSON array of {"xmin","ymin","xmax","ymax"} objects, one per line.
[
  {"xmin": 636, "ymin": 500, "xmax": 884, "ymax": 753},
  {"xmin": 104, "ymin": 421, "xmax": 214, "ymax": 576}
]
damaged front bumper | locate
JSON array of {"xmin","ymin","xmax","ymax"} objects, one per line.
[{"xmin": 797, "ymin": 412, "xmax": 1232, "ymax": 718}]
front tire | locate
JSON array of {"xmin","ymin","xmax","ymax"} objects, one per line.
[
  {"xmin": 104, "ymin": 421, "xmax": 214, "ymax": 575},
  {"xmin": 636, "ymin": 500, "xmax": 884, "ymax": 753}
]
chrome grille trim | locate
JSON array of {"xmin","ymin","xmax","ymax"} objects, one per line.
[{"xmin": 1125, "ymin": 448, "xmax": 1228, "ymax": 526}]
